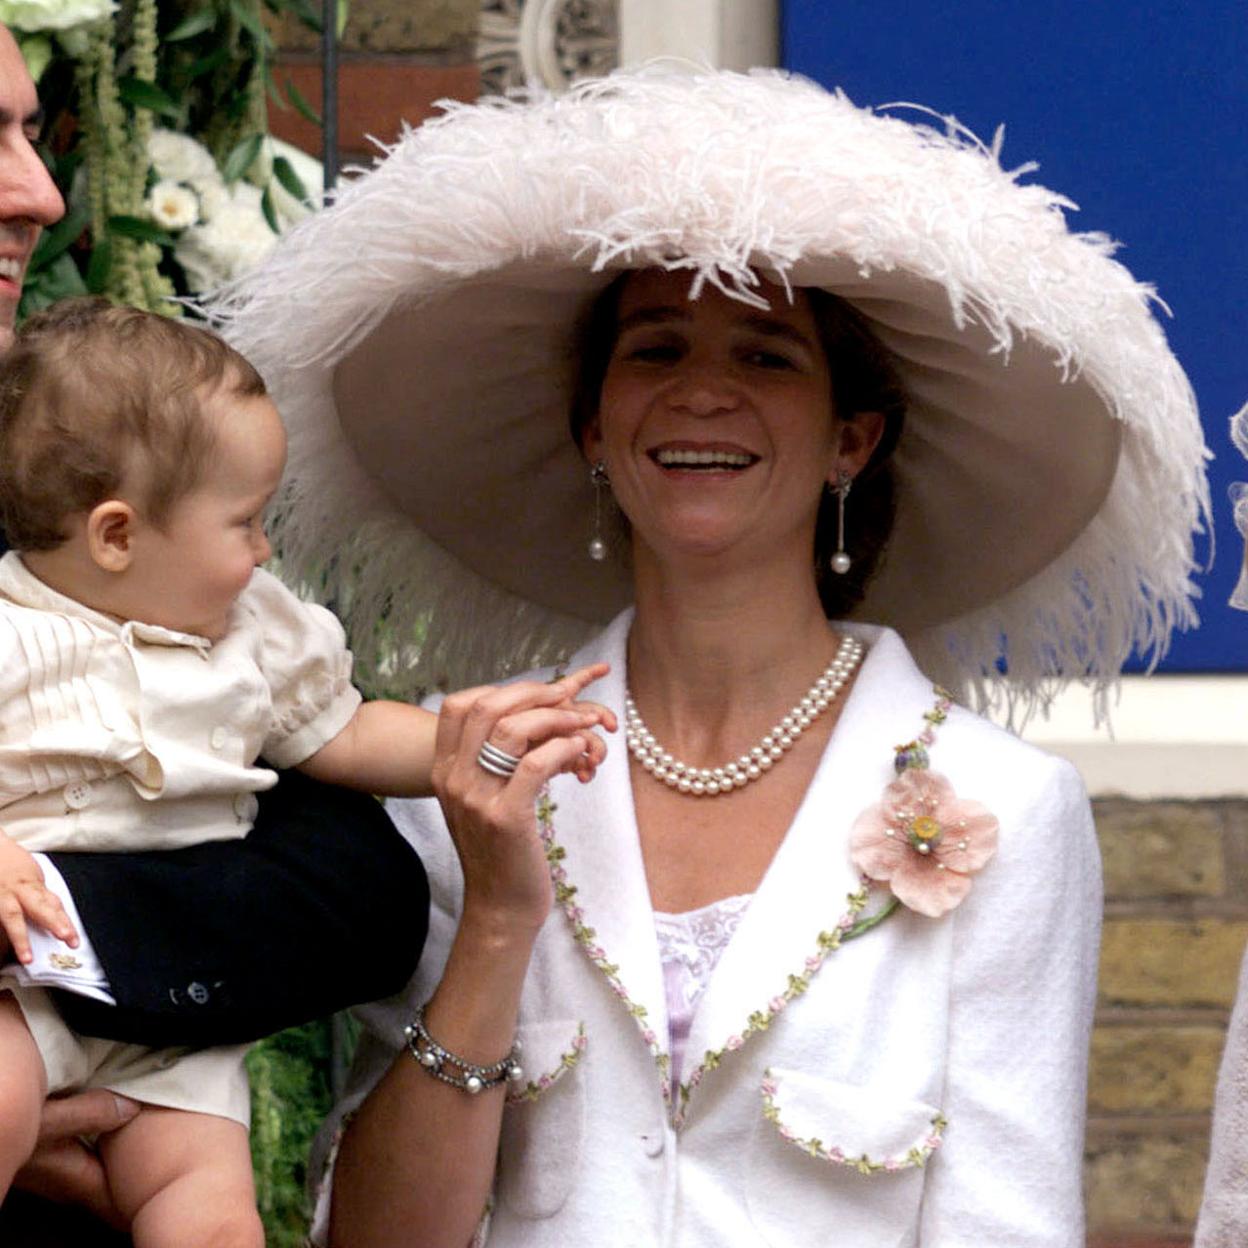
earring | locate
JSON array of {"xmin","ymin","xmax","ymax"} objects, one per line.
[
  {"xmin": 588, "ymin": 460, "xmax": 610, "ymax": 562},
  {"xmin": 830, "ymin": 469, "xmax": 852, "ymax": 575}
]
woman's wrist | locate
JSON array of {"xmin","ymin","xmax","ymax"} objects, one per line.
[{"xmin": 457, "ymin": 897, "xmax": 548, "ymax": 952}]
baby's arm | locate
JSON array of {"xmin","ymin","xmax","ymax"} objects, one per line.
[
  {"xmin": 297, "ymin": 663, "xmax": 612, "ymax": 798},
  {"xmin": 0, "ymin": 830, "xmax": 77, "ymax": 965}
]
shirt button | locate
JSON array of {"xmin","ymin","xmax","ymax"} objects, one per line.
[
  {"xmin": 63, "ymin": 782, "xmax": 92, "ymax": 810},
  {"xmin": 210, "ymin": 727, "xmax": 228, "ymax": 750},
  {"xmin": 187, "ymin": 981, "xmax": 210, "ymax": 1005},
  {"xmin": 640, "ymin": 1130, "xmax": 664, "ymax": 1158}
]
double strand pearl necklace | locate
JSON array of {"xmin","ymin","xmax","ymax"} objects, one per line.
[{"xmin": 624, "ymin": 634, "xmax": 864, "ymax": 797}]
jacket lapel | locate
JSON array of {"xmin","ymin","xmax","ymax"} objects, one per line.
[
  {"xmin": 542, "ymin": 611, "xmax": 673, "ymax": 1083},
  {"xmin": 679, "ymin": 625, "xmax": 937, "ymax": 1107}
]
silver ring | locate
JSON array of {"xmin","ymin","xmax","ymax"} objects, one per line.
[{"xmin": 477, "ymin": 740, "xmax": 522, "ymax": 778}]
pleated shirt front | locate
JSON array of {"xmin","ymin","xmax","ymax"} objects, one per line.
[{"xmin": 0, "ymin": 553, "xmax": 360, "ymax": 852}]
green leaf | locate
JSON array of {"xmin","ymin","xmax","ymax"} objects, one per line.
[
  {"xmin": 222, "ymin": 132, "xmax": 264, "ymax": 183},
  {"xmin": 117, "ymin": 76, "xmax": 182, "ymax": 119},
  {"xmin": 229, "ymin": 0, "xmax": 271, "ymax": 47},
  {"xmin": 187, "ymin": 45, "xmax": 230, "ymax": 78},
  {"xmin": 261, "ymin": 185, "xmax": 279, "ymax": 233},
  {"xmin": 336, "ymin": 0, "xmax": 349, "ymax": 37},
  {"xmin": 271, "ymin": 155, "xmax": 309, "ymax": 203},
  {"xmin": 165, "ymin": 6, "xmax": 219, "ymax": 41},
  {"xmin": 29, "ymin": 200, "xmax": 91, "ymax": 269},
  {"xmin": 263, "ymin": 60, "xmax": 287, "ymax": 109},
  {"xmin": 86, "ymin": 238, "xmax": 113, "ymax": 293},
  {"xmin": 107, "ymin": 215, "xmax": 176, "ymax": 247},
  {"xmin": 284, "ymin": 78, "xmax": 322, "ymax": 126}
]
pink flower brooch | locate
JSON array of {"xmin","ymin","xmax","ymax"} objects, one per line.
[{"xmin": 849, "ymin": 690, "xmax": 999, "ymax": 918}]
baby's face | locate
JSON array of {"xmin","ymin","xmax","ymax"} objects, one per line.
[{"xmin": 123, "ymin": 389, "xmax": 287, "ymax": 641}]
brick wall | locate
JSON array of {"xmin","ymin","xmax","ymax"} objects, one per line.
[
  {"xmin": 266, "ymin": 0, "xmax": 480, "ymax": 166},
  {"xmin": 1087, "ymin": 800, "xmax": 1248, "ymax": 1247}
]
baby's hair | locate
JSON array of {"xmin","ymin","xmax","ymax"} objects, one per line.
[{"xmin": 0, "ymin": 297, "xmax": 267, "ymax": 551}]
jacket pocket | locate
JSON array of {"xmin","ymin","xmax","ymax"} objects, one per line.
[
  {"xmin": 745, "ymin": 1067, "xmax": 946, "ymax": 1247},
  {"xmin": 494, "ymin": 1019, "xmax": 587, "ymax": 1220}
]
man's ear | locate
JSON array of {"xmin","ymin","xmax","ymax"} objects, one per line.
[{"xmin": 85, "ymin": 500, "xmax": 137, "ymax": 572}]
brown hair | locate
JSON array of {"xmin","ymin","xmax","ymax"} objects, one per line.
[
  {"xmin": 568, "ymin": 274, "xmax": 907, "ymax": 619},
  {"xmin": 0, "ymin": 297, "xmax": 267, "ymax": 551}
]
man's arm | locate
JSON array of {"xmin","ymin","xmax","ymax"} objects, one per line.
[{"xmin": 45, "ymin": 769, "xmax": 428, "ymax": 1048}]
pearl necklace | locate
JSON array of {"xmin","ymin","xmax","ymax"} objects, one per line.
[{"xmin": 624, "ymin": 635, "xmax": 864, "ymax": 797}]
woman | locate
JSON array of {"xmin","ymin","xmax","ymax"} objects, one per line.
[{"xmin": 217, "ymin": 69, "xmax": 1208, "ymax": 1247}]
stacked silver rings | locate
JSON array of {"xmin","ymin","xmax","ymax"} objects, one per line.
[{"xmin": 477, "ymin": 740, "xmax": 523, "ymax": 778}]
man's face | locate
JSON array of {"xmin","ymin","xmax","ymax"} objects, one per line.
[{"xmin": 0, "ymin": 26, "xmax": 64, "ymax": 353}]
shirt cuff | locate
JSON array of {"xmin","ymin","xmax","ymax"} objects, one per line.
[{"xmin": 3, "ymin": 854, "xmax": 116, "ymax": 1004}]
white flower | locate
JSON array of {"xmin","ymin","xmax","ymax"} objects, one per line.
[
  {"xmin": 196, "ymin": 179, "xmax": 228, "ymax": 224},
  {"xmin": 174, "ymin": 182, "xmax": 277, "ymax": 294},
  {"xmin": 0, "ymin": 0, "xmax": 114, "ymax": 32},
  {"xmin": 147, "ymin": 129, "xmax": 220, "ymax": 191},
  {"xmin": 146, "ymin": 180, "xmax": 198, "ymax": 231}
]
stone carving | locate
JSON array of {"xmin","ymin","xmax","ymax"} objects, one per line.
[{"xmin": 479, "ymin": 0, "xmax": 619, "ymax": 94}]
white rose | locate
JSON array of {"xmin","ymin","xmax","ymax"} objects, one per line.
[
  {"xmin": 174, "ymin": 183, "xmax": 277, "ymax": 294},
  {"xmin": 147, "ymin": 129, "xmax": 219, "ymax": 190},
  {"xmin": 0, "ymin": 0, "xmax": 114, "ymax": 32},
  {"xmin": 146, "ymin": 180, "xmax": 198, "ymax": 231}
]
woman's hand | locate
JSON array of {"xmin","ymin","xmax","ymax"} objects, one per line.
[
  {"xmin": 0, "ymin": 830, "xmax": 78, "ymax": 964},
  {"xmin": 432, "ymin": 664, "xmax": 615, "ymax": 933}
]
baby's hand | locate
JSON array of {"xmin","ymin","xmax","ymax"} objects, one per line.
[{"xmin": 0, "ymin": 831, "xmax": 79, "ymax": 965}]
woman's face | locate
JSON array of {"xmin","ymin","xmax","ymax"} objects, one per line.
[{"xmin": 584, "ymin": 269, "xmax": 875, "ymax": 571}]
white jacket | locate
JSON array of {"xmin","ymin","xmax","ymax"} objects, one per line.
[{"xmin": 313, "ymin": 614, "xmax": 1100, "ymax": 1247}]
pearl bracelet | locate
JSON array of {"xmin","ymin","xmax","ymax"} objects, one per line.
[{"xmin": 404, "ymin": 1004, "xmax": 524, "ymax": 1095}]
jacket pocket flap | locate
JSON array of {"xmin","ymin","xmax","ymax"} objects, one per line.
[
  {"xmin": 506, "ymin": 1019, "xmax": 587, "ymax": 1105},
  {"xmin": 761, "ymin": 1067, "xmax": 946, "ymax": 1172}
]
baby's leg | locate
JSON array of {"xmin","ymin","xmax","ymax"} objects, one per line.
[
  {"xmin": 98, "ymin": 1105, "xmax": 263, "ymax": 1248},
  {"xmin": 0, "ymin": 992, "xmax": 47, "ymax": 1196}
]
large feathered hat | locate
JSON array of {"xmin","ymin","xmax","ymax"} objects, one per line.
[{"xmin": 214, "ymin": 67, "xmax": 1208, "ymax": 711}]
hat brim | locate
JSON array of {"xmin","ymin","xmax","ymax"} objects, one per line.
[
  {"xmin": 218, "ymin": 68, "xmax": 1207, "ymax": 706},
  {"xmin": 335, "ymin": 257, "xmax": 1121, "ymax": 634}
]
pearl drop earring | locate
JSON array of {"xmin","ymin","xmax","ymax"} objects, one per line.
[
  {"xmin": 831, "ymin": 469, "xmax": 852, "ymax": 575},
  {"xmin": 588, "ymin": 460, "xmax": 609, "ymax": 562}
]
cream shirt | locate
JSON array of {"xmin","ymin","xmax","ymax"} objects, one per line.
[{"xmin": 0, "ymin": 552, "xmax": 362, "ymax": 852}]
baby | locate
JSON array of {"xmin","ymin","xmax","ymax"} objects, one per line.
[{"xmin": 0, "ymin": 298, "xmax": 605, "ymax": 1246}]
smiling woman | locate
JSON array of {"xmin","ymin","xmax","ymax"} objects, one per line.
[{"xmin": 212, "ymin": 66, "xmax": 1208, "ymax": 1248}]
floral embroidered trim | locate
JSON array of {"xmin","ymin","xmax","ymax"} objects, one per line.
[
  {"xmin": 537, "ymin": 788, "xmax": 899, "ymax": 1127},
  {"xmin": 850, "ymin": 688, "xmax": 999, "ymax": 918},
  {"xmin": 537, "ymin": 791, "xmax": 675, "ymax": 1104},
  {"xmin": 675, "ymin": 885, "xmax": 897, "ymax": 1126},
  {"xmin": 505, "ymin": 1023, "xmax": 589, "ymax": 1104},
  {"xmin": 760, "ymin": 1069, "xmax": 947, "ymax": 1174}
]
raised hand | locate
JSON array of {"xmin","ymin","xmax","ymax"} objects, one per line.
[{"xmin": 431, "ymin": 663, "xmax": 615, "ymax": 932}]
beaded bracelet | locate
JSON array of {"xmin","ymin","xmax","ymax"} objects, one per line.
[{"xmin": 404, "ymin": 1004, "xmax": 524, "ymax": 1095}]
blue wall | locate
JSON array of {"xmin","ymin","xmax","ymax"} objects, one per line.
[{"xmin": 783, "ymin": 0, "xmax": 1248, "ymax": 671}]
